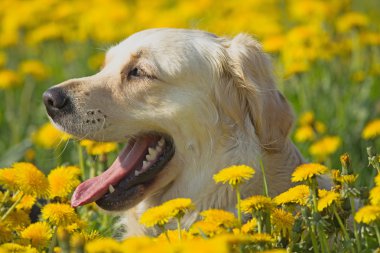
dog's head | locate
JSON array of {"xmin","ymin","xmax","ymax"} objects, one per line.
[{"xmin": 43, "ymin": 28, "xmax": 293, "ymax": 212}]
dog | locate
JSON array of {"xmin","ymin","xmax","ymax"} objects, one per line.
[{"xmin": 43, "ymin": 28, "xmax": 317, "ymax": 236}]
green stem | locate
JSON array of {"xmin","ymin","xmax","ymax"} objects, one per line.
[
  {"xmin": 264, "ymin": 211, "xmax": 271, "ymax": 234},
  {"xmin": 77, "ymin": 144, "xmax": 85, "ymax": 179},
  {"xmin": 89, "ymin": 157, "xmax": 96, "ymax": 178},
  {"xmin": 159, "ymin": 225, "xmax": 170, "ymax": 243},
  {"xmin": 318, "ymin": 226, "xmax": 330, "ymax": 253},
  {"xmin": 236, "ymin": 186, "xmax": 242, "ymax": 228},
  {"xmin": 48, "ymin": 226, "xmax": 58, "ymax": 253},
  {"xmin": 260, "ymin": 159, "xmax": 269, "ymax": 197},
  {"xmin": 374, "ymin": 224, "xmax": 380, "ymax": 248},
  {"xmin": 176, "ymin": 217, "xmax": 182, "ymax": 240},
  {"xmin": 309, "ymin": 224, "xmax": 319, "ymax": 253},
  {"xmin": 1, "ymin": 192, "xmax": 24, "ymax": 221},
  {"xmin": 17, "ymin": 79, "xmax": 35, "ymax": 144},
  {"xmin": 309, "ymin": 179, "xmax": 322, "ymax": 253},
  {"xmin": 332, "ymin": 205, "xmax": 354, "ymax": 253},
  {"xmin": 0, "ymin": 190, "xmax": 10, "ymax": 204},
  {"xmin": 256, "ymin": 216, "xmax": 262, "ymax": 234},
  {"xmin": 349, "ymin": 197, "xmax": 361, "ymax": 252},
  {"xmin": 54, "ymin": 144, "xmax": 63, "ymax": 166}
]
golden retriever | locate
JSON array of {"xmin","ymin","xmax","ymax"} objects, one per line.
[{"xmin": 43, "ymin": 28, "xmax": 321, "ymax": 236}]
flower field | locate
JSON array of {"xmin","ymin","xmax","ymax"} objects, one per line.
[{"xmin": 0, "ymin": 0, "xmax": 380, "ymax": 252}]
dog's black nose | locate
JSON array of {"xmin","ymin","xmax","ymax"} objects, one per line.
[{"xmin": 43, "ymin": 88, "xmax": 71, "ymax": 117}]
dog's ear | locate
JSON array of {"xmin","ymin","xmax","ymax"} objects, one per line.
[{"xmin": 217, "ymin": 34, "xmax": 294, "ymax": 152}]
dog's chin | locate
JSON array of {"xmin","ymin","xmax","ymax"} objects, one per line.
[{"xmin": 70, "ymin": 132, "xmax": 175, "ymax": 212}]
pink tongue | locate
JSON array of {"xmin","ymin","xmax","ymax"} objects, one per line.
[{"xmin": 71, "ymin": 136, "xmax": 155, "ymax": 207}]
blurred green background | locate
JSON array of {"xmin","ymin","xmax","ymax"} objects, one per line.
[{"xmin": 0, "ymin": 0, "xmax": 379, "ymax": 186}]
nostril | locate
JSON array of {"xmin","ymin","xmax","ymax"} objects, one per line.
[{"xmin": 43, "ymin": 88, "xmax": 68, "ymax": 110}]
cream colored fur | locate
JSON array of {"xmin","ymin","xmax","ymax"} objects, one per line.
[{"xmin": 48, "ymin": 28, "xmax": 322, "ymax": 236}]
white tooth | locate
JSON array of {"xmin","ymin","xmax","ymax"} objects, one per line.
[
  {"xmin": 135, "ymin": 170, "xmax": 141, "ymax": 176},
  {"xmin": 148, "ymin": 147, "xmax": 158, "ymax": 157},
  {"xmin": 158, "ymin": 138, "xmax": 165, "ymax": 146},
  {"xmin": 146, "ymin": 154, "xmax": 155, "ymax": 161},
  {"xmin": 108, "ymin": 185, "xmax": 115, "ymax": 193},
  {"xmin": 142, "ymin": 161, "xmax": 149, "ymax": 169},
  {"xmin": 156, "ymin": 146, "xmax": 162, "ymax": 152}
]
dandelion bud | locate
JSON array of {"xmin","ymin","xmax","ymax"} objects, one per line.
[{"xmin": 340, "ymin": 153, "xmax": 351, "ymax": 174}]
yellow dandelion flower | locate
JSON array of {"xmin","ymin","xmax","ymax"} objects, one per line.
[
  {"xmin": 273, "ymin": 185, "xmax": 310, "ymax": 206},
  {"xmin": 354, "ymin": 205, "xmax": 380, "ymax": 224},
  {"xmin": 190, "ymin": 220, "xmax": 225, "ymax": 237},
  {"xmin": 200, "ymin": 209, "xmax": 237, "ymax": 228},
  {"xmin": 213, "ymin": 165, "xmax": 255, "ymax": 187},
  {"xmin": 183, "ymin": 236, "xmax": 229, "ymax": 253},
  {"xmin": 0, "ymin": 69, "xmax": 21, "ymax": 90},
  {"xmin": 0, "ymin": 243, "xmax": 38, "ymax": 253},
  {"xmin": 271, "ymin": 208, "xmax": 295, "ymax": 236},
  {"xmin": 309, "ymin": 136, "xmax": 341, "ymax": 160},
  {"xmin": 15, "ymin": 193, "xmax": 36, "ymax": 210},
  {"xmin": 262, "ymin": 35, "xmax": 285, "ymax": 53},
  {"xmin": 336, "ymin": 174, "xmax": 358, "ymax": 185},
  {"xmin": 294, "ymin": 125, "xmax": 315, "ymax": 142},
  {"xmin": 360, "ymin": 31, "xmax": 380, "ymax": 46},
  {"xmin": 161, "ymin": 198, "xmax": 194, "ymax": 218},
  {"xmin": 315, "ymin": 121, "xmax": 326, "ymax": 134},
  {"xmin": 362, "ymin": 119, "xmax": 380, "ymax": 140},
  {"xmin": 336, "ymin": 12, "xmax": 369, "ymax": 33},
  {"xmin": 139, "ymin": 205, "xmax": 173, "ymax": 228},
  {"xmin": 299, "ymin": 111, "xmax": 314, "ymax": 126},
  {"xmin": 42, "ymin": 203, "xmax": 77, "ymax": 226},
  {"xmin": 70, "ymin": 230, "xmax": 100, "ymax": 247},
  {"xmin": 291, "ymin": 163, "xmax": 328, "ymax": 182},
  {"xmin": 375, "ymin": 173, "xmax": 380, "ymax": 186},
  {"xmin": 65, "ymin": 219, "xmax": 87, "ymax": 234},
  {"xmin": 81, "ymin": 230, "xmax": 100, "ymax": 241},
  {"xmin": 85, "ymin": 238, "xmax": 123, "ymax": 253},
  {"xmin": 284, "ymin": 61, "xmax": 310, "ymax": 78},
  {"xmin": 156, "ymin": 229, "xmax": 193, "ymax": 242},
  {"xmin": 21, "ymin": 222, "xmax": 52, "ymax": 248},
  {"xmin": 370, "ymin": 186, "xmax": 380, "ymax": 206},
  {"xmin": 12, "ymin": 162, "xmax": 49, "ymax": 197},
  {"xmin": 0, "ymin": 223, "xmax": 13, "ymax": 243},
  {"xmin": 250, "ymin": 233, "xmax": 274, "ymax": 244},
  {"xmin": 48, "ymin": 165, "xmax": 81, "ymax": 198},
  {"xmin": 4, "ymin": 209, "xmax": 31, "ymax": 230},
  {"xmin": 241, "ymin": 195, "xmax": 273, "ymax": 214},
  {"xmin": 79, "ymin": 140, "xmax": 117, "ymax": 155},
  {"xmin": 32, "ymin": 122, "xmax": 70, "ymax": 149},
  {"xmin": 317, "ymin": 189, "xmax": 340, "ymax": 211},
  {"xmin": 0, "ymin": 167, "xmax": 19, "ymax": 191},
  {"xmin": 19, "ymin": 60, "xmax": 49, "ymax": 80},
  {"xmin": 211, "ymin": 233, "xmax": 253, "ymax": 246},
  {"xmin": 88, "ymin": 53, "xmax": 105, "ymax": 71},
  {"xmin": 122, "ymin": 236, "xmax": 154, "ymax": 252},
  {"xmin": 241, "ymin": 218, "xmax": 257, "ymax": 234},
  {"xmin": 331, "ymin": 169, "xmax": 341, "ymax": 182}
]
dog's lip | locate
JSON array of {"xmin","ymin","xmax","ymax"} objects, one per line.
[{"xmin": 70, "ymin": 133, "xmax": 174, "ymax": 210}]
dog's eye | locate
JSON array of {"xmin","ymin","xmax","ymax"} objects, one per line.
[{"xmin": 128, "ymin": 67, "xmax": 142, "ymax": 78}]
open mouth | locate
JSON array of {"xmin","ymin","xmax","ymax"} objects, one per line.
[{"xmin": 71, "ymin": 134, "xmax": 175, "ymax": 211}]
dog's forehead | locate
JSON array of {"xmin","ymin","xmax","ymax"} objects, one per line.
[{"xmin": 106, "ymin": 29, "xmax": 218, "ymax": 63}]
